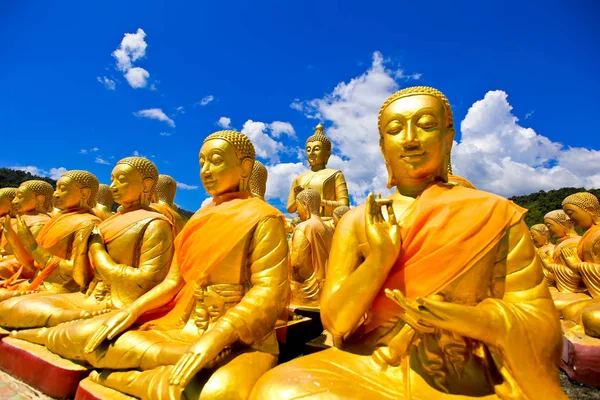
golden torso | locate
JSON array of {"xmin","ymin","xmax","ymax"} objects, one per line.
[{"xmin": 289, "ymin": 168, "xmax": 348, "ymax": 217}]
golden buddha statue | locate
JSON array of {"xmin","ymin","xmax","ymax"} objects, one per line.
[
  {"xmin": 325, "ymin": 205, "xmax": 351, "ymax": 231},
  {"xmin": 93, "ymin": 183, "xmax": 114, "ymax": 220},
  {"xmin": 0, "ymin": 157, "xmax": 174, "ymax": 329},
  {"xmin": 0, "ymin": 188, "xmax": 17, "ymax": 256},
  {"xmin": 530, "ymin": 224, "xmax": 555, "ymax": 286},
  {"xmin": 289, "ymin": 188, "xmax": 333, "ymax": 309},
  {"xmin": 150, "ymin": 174, "xmax": 189, "ymax": 235},
  {"xmin": 0, "ymin": 180, "xmax": 54, "ymax": 279},
  {"xmin": 250, "ymin": 86, "xmax": 566, "ymax": 400},
  {"xmin": 0, "ymin": 171, "xmax": 102, "ymax": 301},
  {"xmin": 17, "ymin": 130, "xmax": 289, "ymax": 400},
  {"xmin": 250, "ymin": 160, "xmax": 268, "ymax": 200},
  {"xmin": 286, "ymin": 123, "xmax": 349, "ymax": 218}
]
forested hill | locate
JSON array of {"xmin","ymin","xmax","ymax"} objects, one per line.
[{"xmin": 509, "ymin": 187, "xmax": 600, "ymax": 227}]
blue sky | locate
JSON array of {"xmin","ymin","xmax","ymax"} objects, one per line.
[{"xmin": 1, "ymin": 1, "xmax": 599, "ymax": 212}]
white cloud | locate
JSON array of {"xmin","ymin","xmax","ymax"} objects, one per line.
[
  {"xmin": 159, "ymin": 132, "xmax": 173, "ymax": 136},
  {"xmin": 79, "ymin": 149, "xmax": 88, "ymax": 154},
  {"xmin": 48, "ymin": 167, "xmax": 67, "ymax": 180},
  {"xmin": 112, "ymin": 28, "xmax": 147, "ymax": 72},
  {"xmin": 177, "ymin": 182, "xmax": 199, "ymax": 190},
  {"xmin": 91, "ymin": 147, "xmax": 99, "ymax": 152},
  {"xmin": 96, "ymin": 76, "xmax": 116, "ymax": 90},
  {"xmin": 269, "ymin": 121, "xmax": 296, "ymax": 139},
  {"xmin": 217, "ymin": 117, "xmax": 231, "ymax": 129},
  {"xmin": 124, "ymin": 67, "xmax": 149, "ymax": 89},
  {"xmin": 241, "ymin": 120, "xmax": 288, "ymax": 163},
  {"xmin": 8, "ymin": 166, "xmax": 67, "ymax": 180},
  {"xmin": 199, "ymin": 95, "xmax": 214, "ymax": 106},
  {"xmin": 175, "ymin": 106, "xmax": 185, "ymax": 114},
  {"xmin": 134, "ymin": 108, "xmax": 175, "ymax": 127},
  {"xmin": 264, "ymin": 162, "xmax": 306, "ymax": 203},
  {"xmin": 133, "ymin": 151, "xmax": 140, "ymax": 156},
  {"xmin": 200, "ymin": 197, "xmax": 212, "ymax": 208},
  {"xmin": 95, "ymin": 157, "xmax": 110, "ymax": 165}
]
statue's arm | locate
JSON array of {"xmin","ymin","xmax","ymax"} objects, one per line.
[
  {"xmin": 321, "ymin": 172, "xmax": 350, "ymax": 210},
  {"xmin": 577, "ymin": 233, "xmax": 600, "ymax": 269},
  {"xmin": 290, "ymin": 227, "xmax": 312, "ymax": 282},
  {"xmin": 286, "ymin": 177, "xmax": 298, "ymax": 213}
]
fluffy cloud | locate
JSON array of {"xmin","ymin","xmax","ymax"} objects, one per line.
[
  {"xmin": 159, "ymin": 132, "xmax": 173, "ymax": 137},
  {"xmin": 134, "ymin": 108, "xmax": 176, "ymax": 127},
  {"xmin": 453, "ymin": 90, "xmax": 600, "ymax": 196},
  {"xmin": 95, "ymin": 157, "xmax": 110, "ymax": 165},
  {"xmin": 80, "ymin": 149, "xmax": 88, "ymax": 154},
  {"xmin": 199, "ymin": 95, "xmax": 214, "ymax": 106},
  {"xmin": 124, "ymin": 67, "xmax": 149, "ymax": 89},
  {"xmin": 8, "ymin": 166, "xmax": 67, "ymax": 180},
  {"xmin": 217, "ymin": 117, "xmax": 231, "ymax": 129},
  {"xmin": 177, "ymin": 182, "xmax": 199, "ymax": 190},
  {"xmin": 241, "ymin": 120, "xmax": 289, "ymax": 163},
  {"xmin": 110, "ymin": 28, "xmax": 151, "ymax": 89},
  {"xmin": 96, "ymin": 76, "xmax": 116, "ymax": 90},
  {"xmin": 269, "ymin": 121, "xmax": 296, "ymax": 139},
  {"xmin": 264, "ymin": 162, "xmax": 306, "ymax": 204}
]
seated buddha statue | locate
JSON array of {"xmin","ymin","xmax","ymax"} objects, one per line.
[
  {"xmin": 0, "ymin": 170, "xmax": 102, "ymax": 302},
  {"xmin": 289, "ymin": 188, "xmax": 333, "ymax": 309},
  {"xmin": 150, "ymin": 174, "xmax": 189, "ymax": 235},
  {"xmin": 250, "ymin": 160, "xmax": 268, "ymax": 200},
  {"xmin": 0, "ymin": 188, "xmax": 17, "ymax": 255},
  {"xmin": 325, "ymin": 205, "xmax": 351, "ymax": 232},
  {"xmin": 530, "ymin": 223, "xmax": 556, "ymax": 287},
  {"xmin": 93, "ymin": 183, "xmax": 114, "ymax": 220},
  {"xmin": 286, "ymin": 123, "xmax": 349, "ymax": 218},
  {"xmin": 0, "ymin": 157, "xmax": 174, "ymax": 329},
  {"xmin": 250, "ymin": 86, "xmax": 566, "ymax": 400},
  {"xmin": 17, "ymin": 130, "xmax": 289, "ymax": 400},
  {"xmin": 0, "ymin": 180, "xmax": 54, "ymax": 279}
]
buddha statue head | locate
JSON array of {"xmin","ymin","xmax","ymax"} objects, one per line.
[
  {"xmin": 200, "ymin": 130, "xmax": 255, "ymax": 198},
  {"xmin": 290, "ymin": 216, "xmax": 302, "ymax": 228},
  {"xmin": 562, "ymin": 192, "xmax": 600, "ymax": 229},
  {"xmin": 544, "ymin": 210, "xmax": 576, "ymax": 239},
  {"xmin": 0, "ymin": 188, "xmax": 17, "ymax": 217},
  {"xmin": 530, "ymin": 224, "xmax": 550, "ymax": 248},
  {"xmin": 110, "ymin": 157, "xmax": 159, "ymax": 208},
  {"xmin": 12, "ymin": 180, "xmax": 54, "ymax": 214},
  {"xmin": 53, "ymin": 170, "xmax": 99, "ymax": 211},
  {"xmin": 305, "ymin": 124, "xmax": 332, "ymax": 171},
  {"xmin": 296, "ymin": 188, "xmax": 321, "ymax": 221},
  {"xmin": 332, "ymin": 205, "xmax": 350, "ymax": 228},
  {"xmin": 154, "ymin": 175, "xmax": 178, "ymax": 206},
  {"xmin": 250, "ymin": 160, "xmax": 268, "ymax": 200},
  {"xmin": 96, "ymin": 184, "xmax": 114, "ymax": 210},
  {"xmin": 378, "ymin": 86, "xmax": 455, "ymax": 192}
]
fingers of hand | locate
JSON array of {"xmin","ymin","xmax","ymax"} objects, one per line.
[{"xmin": 84, "ymin": 325, "xmax": 108, "ymax": 353}]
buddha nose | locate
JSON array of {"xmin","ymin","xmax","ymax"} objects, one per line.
[{"xmin": 401, "ymin": 124, "xmax": 420, "ymax": 148}]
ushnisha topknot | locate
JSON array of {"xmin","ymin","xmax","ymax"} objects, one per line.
[
  {"xmin": 378, "ymin": 86, "xmax": 453, "ymax": 134},
  {"xmin": 20, "ymin": 180, "xmax": 55, "ymax": 212},
  {"xmin": 61, "ymin": 170, "xmax": 99, "ymax": 208},
  {"xmin": 544, "ymin": 210, "xmax": 574, "ymax": 230},
  {"xmin": 203, "ymin": 130, "xmax": 255, "ymax": 161},
  {"xmin": 530, "ymin": 224, "xmax": 550, "ymax": 240},
  {"xmin": 296, "ymin": 188, "xmax": 321, "ymax": 216},
  {"xmin": 156, "ymin": 174, "xmax": 177, "ymax": 204},
  {"xmin": 305, "ymin": 124, "xmax": 332, "ymax": 153},
  {"xmin": 562, "ymin": 192, "xmax": 600, "ymax": 216},
  {"xmin": 116, "ymin": 157, "xmax": 159, "ymax": 193}
]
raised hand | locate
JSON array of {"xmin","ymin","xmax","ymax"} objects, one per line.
[
  {"xmin": 83, "ymin": 309, "xmax": 138, "ymax": 354},
  {"xmin": 561, "ymin": 247, "xmax": 581, "ymax": 270},
  {"xmin": 538, "ymin": 251, "xmax": 552, "ymax": 268},
  {"xmin": 365, "ymin": 193, "xmax": 401, "ymax": 265},
  {"xmin": 15, "ymin": 215, "xmax": 38, "ymax": 252}
]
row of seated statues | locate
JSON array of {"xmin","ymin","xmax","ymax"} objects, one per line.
[{"xmin": 0, "ymin": 85, "xmax": 576, "ymax": 399}]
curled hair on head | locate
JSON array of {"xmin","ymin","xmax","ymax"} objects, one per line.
[
  {"xmin": 544, "ymin": 210, "xmax": 574, "ymax": 230},
  {"xmin": 96, "ymin": 184, "xmax": 114, "ymax": 208},
  {"xmin": 156, "ymin": 175, "xmax": 177, "ymax": 204},
  {"xmin": 0, "ymin": 188, "xmax": 18, "ymax": 202},
  {"xmin": 562, "ymin": 192, "xmax": 600, "ymax": 217},
  {"xmin": 116, "ymin": 157, "xmax": 159, "ymax": 194},
  {"xmin": 305, "ymin": 124, "xmax": 332, "ymax": 153},
  {"xmin": 20, "ymin": 180, "xmax": 55, "ymax": 212},
  {"xmin": 530, "ymin": 224, "xmax": 550, "ymax": 239},
  {"xmin": 203, "ymin": 130, "xmax": 255, "ymax": 161},
  {"xmin": 250, "ymin": 160, "xmax": 268, "ymax": 199},
  {"xmin": 296, "ymin": 188, "xmax": 321, "ymax": 216},
  {"xmin": 333, "ymin": 205, "xmax": 350, "ymax": 220},
  {"xmin": 61, "ymin": 170, "xmax": 99, "ymax": 208}
]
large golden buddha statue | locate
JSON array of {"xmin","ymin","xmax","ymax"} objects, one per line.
[
  {"xmin": 250, "ymin": 160, "xmax": 268, "ymax": 200},
  {"xmin": 530, "ymin": 223, "xmax": 555, "ymax": 286},
  {"xmin": 286, "ymin": 123, "xmax": 349, "ymax": 217},
  {"xmin": 18, "ymin": 130, "xmax": 289, "ymax": 399},
  {"xmin": 93, "ymin": 183, "xmax": 114, "ymax": 220},
  {"xmin": 251, "ymin": 86, "xmax": 565, "ymax": 400},
  {"xmin": 0, "ymin": 170, "xmax": 101, "ymax": 302},
  {"xmin": 289, "ymin": 188, "xmax": 333, "ymax": 309},
  {"xmin": 0, "ymin": 180, "xmax": 53, "ymax": 279},
  {"xmin": 0, "ymin": 157, "xmax": 174, "ymax": 329},
  {"xmin": 150, "ymin": 174, "xmax": 189, "ymax": 235}
]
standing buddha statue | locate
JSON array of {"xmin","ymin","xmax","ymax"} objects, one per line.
[
  {"xmin": 286, "ymin": 124, "xmax": 349, "ymax": 217},
  {"xmin": 530, "ymin": 224, "xmax": 555, "ymax": 287},
  {"xmin": 0, "ymin": 157, "xmax": 174, "ymax": 329},
  {"xmin": 150, "ymin": 174, "xmax": 189, "ymax": 235},
  {"xmin": 289, "ymin": 188, "xmax": 333, "ymax": 309},
  {"xmin": 250, "ymin": 160, "xmax": 268, "ymax": 200},
  {"xmin": 0, "ymin": 170, "xmax": 102, "ymax": 301},
  {"xmin": 16, "ymin": 130, "xmax": 289, "ymax": 400},
  {"xmin": 0, "ymin": 188, "xmax": 17, "ymax": 257},
  {"xmin": 93, "ymin": 183, "xmax": 114, "ymax": 220},
  {"xmin": 250, "ymin": 86, "xmax": 566, "ymax": 400},
  {"xmin": 0, "ymin": 180, "xmax": 53, "ymax": 279}
]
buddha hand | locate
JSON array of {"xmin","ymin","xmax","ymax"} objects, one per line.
[
  {"xmin": 83, "ymin": 309, "xmax": 139, "ymax": 353},
  {"xmin": 538, "ymin": 252, "xmax": 552, "ymax": 268},
  {"xmin": 365, "ymin": 193, "xmax": 401, "ymax": 266},
  {"xmin": 15, "ymin": 215, "xmax": 38, "ymax": 253},
  {"xmin": 561, "ymin": 247, "xmax": 582, "ymax": 270},
  {"xmin": 2, "ymin": 216, "xmax": 17, "ymax": 246}
]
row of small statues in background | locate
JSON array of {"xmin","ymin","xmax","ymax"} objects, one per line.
[
  {"xmin": 531, "ymin": 196, "xmax": 600, "ymax": 340},
  {"xmin": 0, "ymin": 86, "xmax": 573, "ymax": 399}
]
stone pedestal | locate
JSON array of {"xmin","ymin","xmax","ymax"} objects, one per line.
[
  {"xmin": 75, "ymin": 377, "xmax": 135, "ymax": 400},
  {"xmin": 0, "ymin": 337, "xmax": 89, "ymax": 399},
  {"xmin": 561, "ymin": 326, "xmax": 600, "ymax": 387}
]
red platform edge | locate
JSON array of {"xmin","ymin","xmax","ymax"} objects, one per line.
[
  {"xmin": 0, "ymin": 338, "xmax": 90, "ymax": 399},
  {"xmin": 560, "ymin": 334, "xmax": 600, "ymax": 387}
]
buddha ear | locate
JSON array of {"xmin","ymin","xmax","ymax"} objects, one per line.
[
  {"xmin": 142, "ymin": 178, "xmax": 154, "ymax": 194},
  {"xmin": 240, "ymin": 158, "xmax": 254, "ymax": 178},
  {"xmin": 35, "ymin": 194, "xmax": 46, "ymax": 210},
  {"xmin": 80, "ymin": 188, "xmax": 91, "ymax": 204},
  {"xmin": 446, "ymin": 128, "xmax": 456, "ymax": 150}
]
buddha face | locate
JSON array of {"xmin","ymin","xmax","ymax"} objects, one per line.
[
  {"xmin": 12, "ymin": 186, "xmax": 39, "ymax": 213},
  {"xmin": 544, "ymin": 218, "xmax": 565, "ymax": 239},
  {"xmin": 530, "ymin": 230, "xmax": 547, "ymax": 247},
  {"xmin": 110, "ymin": 164, "xmax": 147, "ymax": 207},
  {"xmin": 296, "ymin": 200, "xmax": 309, "ymax": 221},
  {"xmin": 0, "ymin": 195, "xmax": 12, "ymax": 217},
  {"xmin": 53, "ymin": 176, "xmax": 84, "ymax": 210},
  {"xmin": 200, "ymin": 139, "xmax": 248, "ymax": 197},
  {"xmin": 563, "ymin": 204, "xmax": 593, "ymax": 229},
  {"xmin": 379, "ymin": 94, "xmax": 454, "ymax": 185},
  {"xmin": 306, "ymin": 141, "xmax": 328, "ymax": 167}
]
